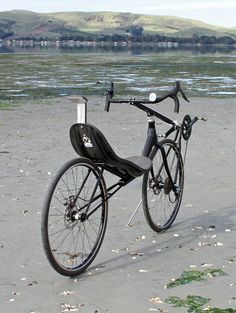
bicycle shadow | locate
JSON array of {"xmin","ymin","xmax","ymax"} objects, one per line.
[{"xmin": 75, "ymin": 204, "xmax": 236, "ymax": 279}]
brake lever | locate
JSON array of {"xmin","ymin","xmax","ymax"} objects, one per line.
[
  {"xmin": 106, "ymin": 82, "xmax": 114, "ymax": 98},
  {"xmin": 179, "ymin": 87, "xmax": 190, "ymax": 102},
  {"xmin": 104, "ymin": 82, "xmax": 114, "ymax": 112},
  {"xmin": 104, "ymin": 96, "xmax": 111, "ymax": 112},
  {"xmin": 172, "ymin": 95, "xmax": 180, "ymax": 114}
]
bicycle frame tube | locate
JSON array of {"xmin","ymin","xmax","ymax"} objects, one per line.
[
  {"xmin": 160, "ymin": 143, "xmax": 181, "ymax": 186},
  {"xmin": 74, "ymin": 168, "xmax": 92, "ymax": 203},
  {"xmin": 142, "ymin": 116, "xmax": 157, "ymax": 157},
  {"xmin": 81, "ymin": 174, "xmax": 135, "ymax": 218},
  {"xmin": 73, "ymin": 167, "xmax": 105, "ymax": 216},
  {"xmin": 130, "ymin": 102, "xmax": 175, "ymax": 125},
  {"xmin": 156, "ymin": 142, "xmax": 176, "ymax": 190}
]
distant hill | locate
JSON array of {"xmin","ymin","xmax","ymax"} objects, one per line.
[{"xmin": 0, "ymin": 10, "xmax": 236, "ymax": 40}]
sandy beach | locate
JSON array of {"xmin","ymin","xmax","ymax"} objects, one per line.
[{"xmin": 0, "ymin": 96, "xmax": 236, "ymax": 312}]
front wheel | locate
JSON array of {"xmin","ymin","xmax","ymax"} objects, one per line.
[
  {"xmin": 41, "ymin": 158, "xmax": 108, "ymax": 276},
  {"xmin": 142, "ymin": 139, "xmax": 184, "ymax": 232}
]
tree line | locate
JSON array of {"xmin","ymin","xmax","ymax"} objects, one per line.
[
  {"xmin": 59, "ymin": 32, "xmax": 236, "ymax": 45},
  {"xmin": 1, "ymin": 30, "xmax": 236, "ymax": 46}
]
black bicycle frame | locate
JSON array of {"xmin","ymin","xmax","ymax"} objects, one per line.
[{"xmin": 76, "ymin": 100, "xmax": 183, "ymax": 216}]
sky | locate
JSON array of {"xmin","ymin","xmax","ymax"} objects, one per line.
[{"xmin": 0, "ymin": 0, "xmax": 235, "ymax": 28}]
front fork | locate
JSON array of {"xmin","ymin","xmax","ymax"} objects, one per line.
[
  {"xmin": 143, "ymin": 116, "xmax": 181, "ymax": 197},
  {"xmin": 151, "ymin": 142, "xmax": 181, "ymax": 197}
]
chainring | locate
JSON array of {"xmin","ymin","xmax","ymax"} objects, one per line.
[{"xmin": 182, "ymin": 114, "xmax": 192, "ymax": 141}]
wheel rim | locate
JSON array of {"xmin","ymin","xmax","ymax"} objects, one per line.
[
  {"xmin": 46, "ymin": 162, "xmax": 106, "ymax": 272},
  {"xmin": 146, "ymin": 142, "xmax": 183, "ymax": 229}
]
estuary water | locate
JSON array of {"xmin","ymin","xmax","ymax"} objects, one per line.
[{"xmin": 0, "ymin": 45, "xmax": 236, "ymax": 104}]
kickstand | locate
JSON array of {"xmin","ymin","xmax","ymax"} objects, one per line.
[{"xmin": 127, "ymin": 198, "xmax": 142, "ymax": 226}]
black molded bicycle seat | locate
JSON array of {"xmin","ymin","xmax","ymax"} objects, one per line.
[{"xmin": 70, "ymin": 123, "xmax": 152, "ymax": 178}]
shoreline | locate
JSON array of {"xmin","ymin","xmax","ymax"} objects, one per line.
[{"xmin": 1, "ymin": 40, "xmax": 236, "ymax": 49}]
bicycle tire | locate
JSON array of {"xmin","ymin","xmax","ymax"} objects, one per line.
[
  {"xmin": 142, "ymin": 139, "xmax": 184, "ymax": 232},
  {"xmin": 41, "ymin": 157, "xmax": 108, "ymax": 276}
]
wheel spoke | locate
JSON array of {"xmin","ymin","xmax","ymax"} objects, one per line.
[{"xmin": 42, "ymin": 159, "xmax": 108, "ymax": 276}]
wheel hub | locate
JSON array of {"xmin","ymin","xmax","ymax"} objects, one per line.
[
  {"xmin": 64, "ymin": 198, "xmax": 88, "ymax": 227},
  {"xmin": 64, "ymin": 207, "xmax": 77, "ymax": 226},
  {"xmin": 149, "ymin": 177, "xmax": 161, "ymax": 195}
]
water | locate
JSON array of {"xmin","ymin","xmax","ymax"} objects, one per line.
[{"xmin": 0, "ymin": 46, "xmax": 236, "ymax": 105}]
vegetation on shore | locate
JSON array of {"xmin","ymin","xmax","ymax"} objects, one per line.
[{"xmin": 1, "ymin": 51, "xmax": 236, "ymax": 107}]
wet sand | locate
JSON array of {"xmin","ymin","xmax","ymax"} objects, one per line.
[{"xmin": 0, "ymin": 96, "xmax": 236, "ymax": 312}]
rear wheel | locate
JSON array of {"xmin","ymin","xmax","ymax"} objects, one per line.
[
  {"xmin": 142, "ymin": 139, "xmax": 184, "ymax": 232},
  {"xmin": 41, "ymin": 158, "xmax": 108, "ymax": 276}
]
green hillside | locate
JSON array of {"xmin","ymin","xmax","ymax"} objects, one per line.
[
  {"xmin": 0, "ymin": 10, "xmax": 236, "ymax": 40},
  {"xmin": 0, "ymin": 10, "xmax": 63, "ymax": 39},
  {"xmin": 47, "ymin": 11, "xmax": 236, "ymax": 37}
]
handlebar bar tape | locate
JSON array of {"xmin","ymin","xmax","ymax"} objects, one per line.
[
  {"xmin": 104, "ymin": 97, "xmax": 111, "ymax": 112},
  {"xmin": 173, "ymin": 96, "xmax": 180, "ymax": 113}
]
